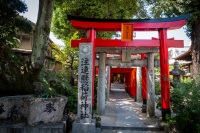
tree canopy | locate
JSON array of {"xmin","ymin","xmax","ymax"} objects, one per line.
[
  {"xmin": 147, "ymin": 0, "xmax": 200, "ymax": 38},
  {"xmin": 52, "ymin": 0, "xmax": 149, "ymax": 42}
]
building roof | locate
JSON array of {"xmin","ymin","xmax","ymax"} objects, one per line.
[
  {"xmin": 175, "ymin": 46, "xmax": 192, "ymax": 61},
  {"xmin": 181, "ymin": 62, "xmax": 192, "ymax": 67}
]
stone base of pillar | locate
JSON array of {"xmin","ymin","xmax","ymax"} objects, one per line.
[
  {"xmin": 142, "ymin": 104, "xmax": 147, "ymax": 113},
  {"xmin": 97, "ymin": 109, "xmax": 105, "ymax": 115},
  {"xmin": 72, "ymin": 119, "xmax": 96, "ymax": 133},
  {"xmin": 162, "ymin": 108, "xmax": 171, "ymax": 121},
  {"xmin": 142, "ymin": 99, "xmax": 147, "ymax": 113},
  {"xmin": 131, "ymin": 96, "xmax": 137, "ymax": 102}
]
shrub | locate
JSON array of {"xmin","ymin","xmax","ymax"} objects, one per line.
[
  {"xmin": 36, "ymin": 70, "xmax": 72, "ymax": 98},
  {"xmin": 155, "ymin": 80, "xmax": 161, "ymax": 95},
  {"xmin": 169, "ymin": 78, "xmax": 200, "ymax": 132},
  {"xmin": 65, "ymin": 86, "xmax": 78, "ymax": 114},
  {"xmin": 0, "ymin": 55, "xmax": 34, "ymax": 96},
  {"xmin": 37, "ymin": 70, "xmax": 78, "ymax": 113}
]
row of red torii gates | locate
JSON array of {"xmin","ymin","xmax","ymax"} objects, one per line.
[{"xmin": 68, "ymin": 14, "xmax": 189, "ymax": 121}]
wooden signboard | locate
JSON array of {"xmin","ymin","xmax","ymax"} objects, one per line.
[{"xmin": 121, "ymin": 23, "xmax": 133, "ymax": 41}]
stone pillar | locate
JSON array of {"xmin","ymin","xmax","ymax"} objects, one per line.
[
  {"xmin": 159, "ymin": 29, "xmax": 171, "ymax": 121},
  {"xmin": 106, "ymin": 66, "xmax": 111, "ymax": 101},
  {"xmin": 147, "ymin": 53, "xmax": 155, "ymax": 117},
  {"xmin": 97, "ymin": 53, "xmax": 106, "ymax": 115},
  {"xmin": 136, "ymin": 67, "xmax": 142, "ymax": 102},
  {"xmin": 72, "ymin": 43, "xmax": 96, "ymax": 133}
]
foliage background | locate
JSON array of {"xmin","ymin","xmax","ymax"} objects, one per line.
[{"xmin": 169, "ymin": 78, "xmax": 200, "ymax": 132}]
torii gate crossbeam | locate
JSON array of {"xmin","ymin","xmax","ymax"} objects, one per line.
[
  {"xmin": 71, "ymin": 38, "xmax": 184, "ymax": 48},
  {"xmin": 68, "ymin": 14, "xmax": 189, "ymax": 31}
]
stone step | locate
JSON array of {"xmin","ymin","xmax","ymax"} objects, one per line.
[
  {"xmin": 101, "ymin": 126, "xmax": 164, "ymax": 132},
  {"xmin": 101, "ymin": 129, "xmax": 164, "ymax": 133}
]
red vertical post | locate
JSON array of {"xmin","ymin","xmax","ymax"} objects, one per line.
[
  {"xmin": 130, "ymin": 69, "xmax": 137, "ymax": 101},
  {"xmin": 110, "ymin": 70, "xmax": 112, "ymax": 89},
  {"xmin": 120, "ymin": 53, "xmax": 122, "ymax": 59},
  {"xmin": 128, "ymin": 73, "xmax": 131, "ymax": 94},
  {"xmin": 95, "ymin": 66, "xmax": 98, "ymax": 76},
  {"xmin": 87, "ymin": 29, "xmax": 96, "ymax": 107},
  {"xmin": 141, "ymin": 54, "xmax": 147, "ymax": 112},
  {"xmin": 124, "ymin": 74, "xmax": 126, "ymax": 91},
  {"xmin": 126, "ymin": 74, "xmax": 128, "ymax": 93},
  {"xmin": 159, "ymin": 29, "xmax": 171, "ymax": 121},
  {"xmin": 125, "ymin": 74, "xmax": 128, "ymax": 92}
]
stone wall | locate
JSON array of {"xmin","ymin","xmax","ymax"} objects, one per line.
[{"xmin": 0, "ymin": 95, "xmax": 67, "ymax": 126}]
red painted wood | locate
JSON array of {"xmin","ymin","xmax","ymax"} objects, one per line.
[
  {"xmin": 87, "ymin": 29, "xmax": 96, "ymax": 107},
  {"xmin": 124, "ymin": 74, "xmax": 127, "ymax": 92},
  {"xmin": 71, "ymin": 38, "xmax": 184, "ymax": 48},
  {"xmin": 159, "ymin": 29, "xmax": 170, "ymax": 109},
  {"xmin": 126, "ymin": 74, "xmax": 129, "ymax": 93},
  {"xmin": 109, "ymin": 70, "xmax": 112, "ymax": 89},
  {"xmin": 70, "ymin": 20, "xmax": 186, "ymax": 31},
  {"xmin": 152, "ymin": 37, "xmax": 174, "ymax": 40},
  {"xmin": 141, "ymin": 54, "xmax": 147, "ymax": 100},
  {"xmin": 130, "ymin": 69, "xmax": 137, "ymax": 97},
  {"xmin": 95, "ymin": 66, "xmax": 98, "ymax": 76},
  {"xmin": 111, "ymin": 68, "xmax": 135, "ymax": 73},
  {"xmin": 127, "ymin": 73, "xmax": 130, "ymax": 93}
]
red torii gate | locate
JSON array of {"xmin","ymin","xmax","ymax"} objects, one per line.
[{"xmin": 68, "ymin": 14, "xmax": 189, "ymax": 120}]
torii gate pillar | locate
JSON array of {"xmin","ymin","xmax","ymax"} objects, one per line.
[
  {"xmin": 97, "ymin": 53, "xmax": 106, "ymax": 115},
  {"xmin": 147, "ymin": 53, "xmax": 155, "ymax": 117},
  {"xmin": 87, "ymin": 29, "xmax": 96, "ymax": 107},
  {"xmin": 159, "ymin": 29, "xmax": 171, "ymax": 121},
  {"xmin": 141, "ymin": 54, "xmax": 147, "ymax": 113}
]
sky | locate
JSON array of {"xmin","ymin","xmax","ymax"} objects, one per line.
[{"xmin": 21, "ymin": 0, "xmax": 190, "ymax": 47}]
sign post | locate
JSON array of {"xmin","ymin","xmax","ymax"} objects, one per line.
[{"xmin": 72, "ymin": 43, "xmax": 96, "ymax": 133}]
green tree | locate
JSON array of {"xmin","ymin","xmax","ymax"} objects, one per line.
[
  {"xmin": 0, "ymin": 0, "xmax": 34, "ymax": 96},
  {"xmin": 52, "ymin": 0, "xmax": 149, "ymax": 42},
  {"xmin": 146, "ymin": 0, "xmax": 200, "ymax": 78},
  {"xmin": 53, "ymin": 32, "xmax": 79, "ymax": 86}
]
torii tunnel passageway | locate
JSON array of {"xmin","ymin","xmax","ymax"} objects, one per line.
[
  {"xmin": 111, "ymin": 68, "xmax": 137, "ymax": 100},
  {"xmin": 100, "ymin": 83, "xmax": 163, "ymax": 132},
  {"xmin": 96, "ymin": 66, "xmax": 163, "ymax": 132}
]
